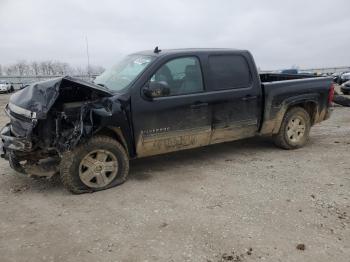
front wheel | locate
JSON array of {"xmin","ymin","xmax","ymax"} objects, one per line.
[
  {"xmin": 273, "ymin": 107, "xmax": 311, "ymax": 150},
  {"xmin": 60, "ymin": 136, "xmax": 129, "ymax": 194},
  {"xmin": 8, "ymin": 151, "xmax": 26, "ymax": 174}
]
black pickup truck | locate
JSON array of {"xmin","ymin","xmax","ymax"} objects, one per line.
[{"xmin": 0, "ymin": 48, "xmax": 334, "ymax": 193}]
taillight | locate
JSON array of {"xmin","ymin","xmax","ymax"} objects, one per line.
[{"xmin": 328, "ymin": 83, "xmax": 335, "ymax": 104}]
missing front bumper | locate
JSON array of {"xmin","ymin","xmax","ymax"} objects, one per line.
[
  {"xmin": 0, "ymin": 125, "xmax": 59, "ymax": 177},
  {"xmin": 0, "ymin": 124, "xmax": 33, "ymax": 160}
]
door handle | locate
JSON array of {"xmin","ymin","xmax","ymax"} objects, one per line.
[
  {"xmin": 241, "ymin": 95, "xmax": 257, "ymax": 101},
  {"xmin": 190, "ymin": 102, "xmax": 208, "ymax": 109}
]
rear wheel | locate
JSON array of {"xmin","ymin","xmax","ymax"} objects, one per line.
[
  {"xmin": 273, "ymin": 107, "xmax": 311, "ymax": 150},
  {"xmin": 60, "ymin": 136, "xmax": 129, "ymax": 194}
]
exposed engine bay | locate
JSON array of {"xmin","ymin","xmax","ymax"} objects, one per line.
[{"xmin": 0, "ymin": 76, "xmax": 128, "ymax": 177}]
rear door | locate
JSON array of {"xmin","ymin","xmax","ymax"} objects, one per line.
[
  {"xmin": 131, "ymin": 55, "xmax": 212, "ymax": 157},
  {"xmin": 205, "ymin": 53, "xmax": 262, "ymax": 144}
]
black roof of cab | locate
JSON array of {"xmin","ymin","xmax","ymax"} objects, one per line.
[{"xmin": 132, "ymin": 48, "xmax": 246, "ymax": 57}]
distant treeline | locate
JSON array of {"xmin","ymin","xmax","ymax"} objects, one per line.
[{"xmin": 0, "ymin": 61, "xmax": 105, "ymax": 76}]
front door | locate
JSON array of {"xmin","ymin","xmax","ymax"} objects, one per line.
[{"xmin": 132, "ymin": 56, "xmax": 212, "ymax": 157}]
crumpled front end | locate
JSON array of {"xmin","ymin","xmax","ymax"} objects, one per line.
[
  {"xmin": 0, "ymin": 124, "xmax": 33, "ymax": 155},
  {"xmin": 0, "ymin": 76, "xmax": 115, "ymax": 177},
  {"xmin": 0, "ymin": 102, "xmax": 38, "ymax": 159}
]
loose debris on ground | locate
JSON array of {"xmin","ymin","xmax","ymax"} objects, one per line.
[
  {"xmin": 9, "ymin": 184, "xmax": 30, "ymax": 193},
  {"xmin": 296, "ymin": 244, "xmax": 306, "ymax": 251},
  {"xmin": 216, "ymin": 248, "xmax": 253, "ymax": 262}
]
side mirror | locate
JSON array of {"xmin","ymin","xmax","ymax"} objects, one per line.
[{"xmin": 143, "ymin": 81, "xmax": 170, "ymax": 99}]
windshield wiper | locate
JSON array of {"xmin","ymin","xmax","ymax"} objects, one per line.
[{"xmin": 96, "ymin": 83, "xmax": 108, "ymax": 89}]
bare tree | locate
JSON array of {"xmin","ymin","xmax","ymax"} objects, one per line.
[
  {"xmin": 15, "ymin": 60, "xmax": 29, "ymax": 76},
  {"xmin": 31, "ymin": 62, "xmax": 40, "ymax": 76},
  {"xmin": 1, "ymin": 60, "xmax": 104, "ymax": 77},
  {"xmin": 40, "ymin": 61, "xmax": 52, "ymax": 75}
]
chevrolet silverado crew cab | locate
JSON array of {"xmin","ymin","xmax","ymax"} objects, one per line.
[{"xmin": 0, "ymin": 48, "xmax": 334, "ymax": 194}]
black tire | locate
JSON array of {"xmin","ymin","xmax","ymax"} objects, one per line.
[
  {"xmin": 273, "ymin": 107, "xmax": 311, "ymax": 150},
  {"xmin": 8, "ymin": 152, "xmax": 26, "ymax": 174},
  {"xmin": 333, "ymin": 95, "xmax": 350, "ymax": 107},
  {"xmin": 60, "ymin": 136, "xmax": 129, "ymax": 194}
]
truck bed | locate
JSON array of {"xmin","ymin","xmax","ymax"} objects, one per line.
[{"xmin": 259, "ymin": 75, "xmax": 333, "ymax": 135}]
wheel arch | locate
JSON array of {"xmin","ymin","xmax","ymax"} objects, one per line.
[
  {"xmin": 273, "ymin": 99, "xmax": 317, "ymax": 134},
  {"xmin": 94, "ymin": 127, "xmax": 130, "ymax": 156},
  {"xmin": 260, "ymin": 94, "xmax": 319, "ymax": 136}
]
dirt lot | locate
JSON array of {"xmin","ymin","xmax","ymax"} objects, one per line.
[{"xmin": 0, "ymin": 93, "xmax": 349, "ymax": 262}]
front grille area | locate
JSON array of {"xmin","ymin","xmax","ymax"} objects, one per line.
[
  {"xmin": 10, "ymin": 119, "xmax": 33, "ymax": 138},
  {"xmin": 5, "ymin": 107, "xmax": 34, "ymax": 138}
]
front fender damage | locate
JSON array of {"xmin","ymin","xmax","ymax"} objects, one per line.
[{"xmin": 0, "ymin": 76, "xmax": 128, "ymax": 177}]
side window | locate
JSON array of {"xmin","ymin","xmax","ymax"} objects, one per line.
[
  {"xmin": 208, "ymin": 55, "xmax": 252, "ymax": 90},
  {"xmin": 150, "ymin": 57, "xmax": 204, "ymax": 96}
]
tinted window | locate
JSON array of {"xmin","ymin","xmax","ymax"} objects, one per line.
[
  {"xmin": 208, "ymin": 55, "xmax": 251, "ymax": 90},
  {"xmin": 151, "ymin": 57, "xmax": 204, "ymax": 96}
]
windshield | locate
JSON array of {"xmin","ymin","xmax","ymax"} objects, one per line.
[{"xmin": 94, "ymin": 54, "xmax": 155, "ymax": 92}]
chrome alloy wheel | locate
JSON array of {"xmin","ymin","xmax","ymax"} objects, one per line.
[
  {"xmin": 286, "ymin": 116, "xmax": 306, "ymax": 143},
  {"xmin": 79, "ymin": 150, "xmax": 118, "ymax": 188}
]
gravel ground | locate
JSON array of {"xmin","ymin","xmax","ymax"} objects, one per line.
[{"xmin": 0, "ymin": 92, "xmax": 349, "ymax": 262}]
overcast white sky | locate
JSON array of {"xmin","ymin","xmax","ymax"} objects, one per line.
[{"xmin": 0, "ymin": 0, "xmax": 349, "ymax": 70}]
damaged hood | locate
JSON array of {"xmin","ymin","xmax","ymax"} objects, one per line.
[{"xmin": 8, "ymin": 76, "xmax": 112, "ymax": 119}]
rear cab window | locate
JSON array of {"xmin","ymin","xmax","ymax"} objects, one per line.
[{"xmin": 208, "ymin": 55, "xmax": 252, "ymax": 90}]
